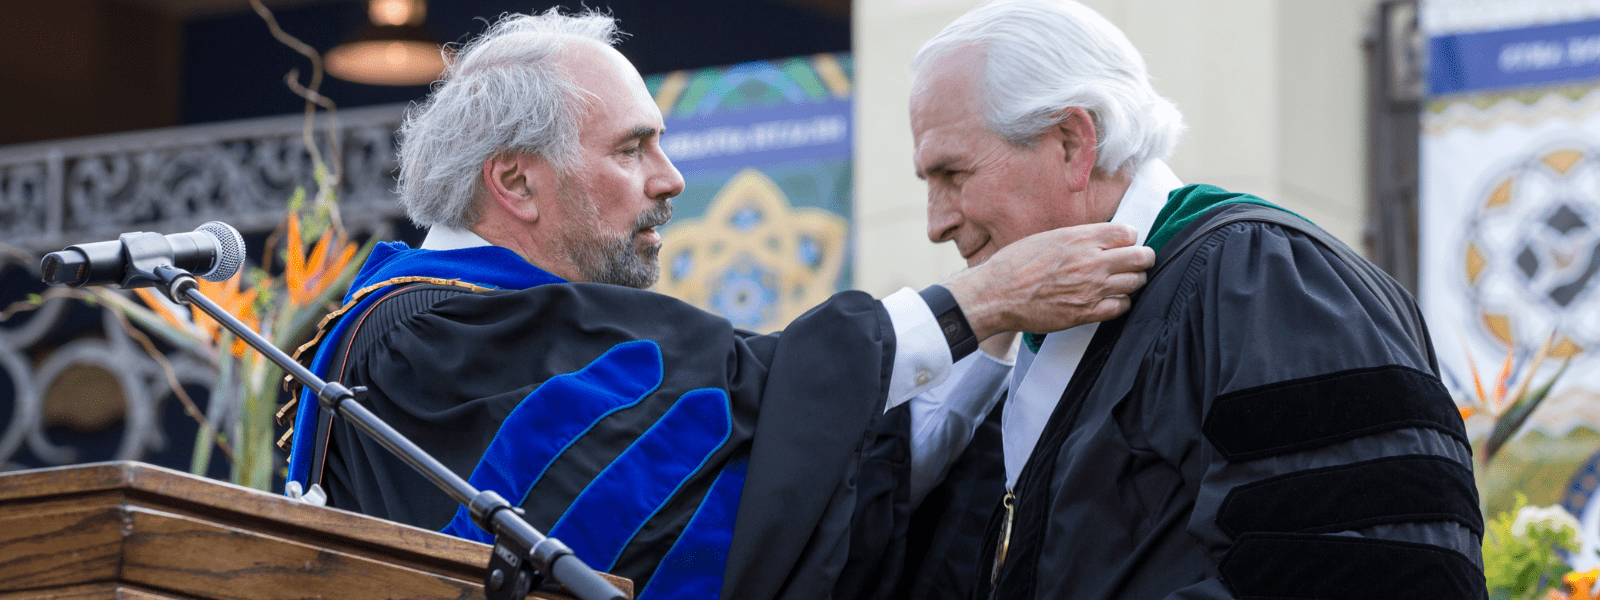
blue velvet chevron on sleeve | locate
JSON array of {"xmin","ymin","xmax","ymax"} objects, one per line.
[{"xmin": 441, "ymin": 340, "xmax": 745, "ymax": 600}]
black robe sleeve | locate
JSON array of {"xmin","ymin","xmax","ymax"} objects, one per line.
[
  {"xmin": 319, "ymin": 282, "xmax": 900, "ymax": 598},
  {"xmin": 1139, "ymin": 219, "xmax": 1483, "ymax": 599},
  {"xmin": 832, "ymin": 393, "xmax": 1008, "ymax": 600}
]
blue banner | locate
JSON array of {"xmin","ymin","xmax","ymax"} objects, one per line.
[
  {"xmin": 1429, "ymin": 18, "xmax": 1600, "ymax": 95},
  {"xmin": 660, "ymin": 98, "xmax": 852, "ymax": 173}
]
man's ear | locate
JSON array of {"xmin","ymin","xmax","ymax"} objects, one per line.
[
  {"xmin": 481, "ymin": 152, "xmax": 552, "ymax": 223},
  {"xmin": 1053, "ymin": 106, "xmax": 1098, "ymax": 192}
]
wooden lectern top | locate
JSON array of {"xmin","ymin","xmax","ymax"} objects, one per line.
[{"xmin": 0, "ymin": 461, "xmax": 632, "ymax": 600}]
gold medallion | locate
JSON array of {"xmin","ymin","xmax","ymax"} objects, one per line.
[{"xmin": 991, "ymin": 489, "xmax": 1015, "ymax": 588}]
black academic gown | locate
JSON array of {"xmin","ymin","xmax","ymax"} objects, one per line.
[
  {"xmin": 976, "ymin": 204, "xmax": 1487, "ymax": 599},
  {"xmin": 316, "ymin": 278, "xmax": 904, "ymax": 600}
]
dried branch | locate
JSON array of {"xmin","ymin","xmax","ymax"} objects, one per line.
[
  {"xmin": 94, "ymin": 289, "xmax": 237, "ymax": 463},
  {"xmin": 283, "ymin": 68, "xmax": 342, "ymax": 178},
  {"xmin": 285, "ymin": 68, "xmax": 345, "ymax": 209},
  {"xmin": 249, "ymin": 0, "xmax": 344, "ymax": 228},
  {"xmin": 0, "ymin": 288, "xmax": 70, "ymax": 322},
  {"xmin": 0, "ymin": 244, "xmax": 36, "ymax": 268}
]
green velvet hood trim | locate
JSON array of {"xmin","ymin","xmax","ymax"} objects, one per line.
[
  {"xmin": 1022, "ymin": 184, "xmax": 1302, "ymax": 354},
  {"xmin": 1145, "ymin": 183, "xmax": 1300, "ymax": 252}
]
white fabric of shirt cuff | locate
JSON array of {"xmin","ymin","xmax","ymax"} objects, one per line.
[
  {"xmin": 906, "ymin": 351, "xmax": 1012, "ymax": 504},
  {"xmin": 881, "ymin": 286, "xmax": 954, "ymax": 408}
]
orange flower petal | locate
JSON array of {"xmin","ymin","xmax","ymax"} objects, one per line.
[
  {"xmin": 308, "ymin": 230, "xmax": 332, "ymax": 276},
  {"xmin": 1494, "ymin": 346, "xmax": 1515, "ymax": 409},
  {"xmin": 286, "ymin": 213, "xmax": 308, "ymax": 305},
  {"xmin": 333, "ymin": 241, "xmax": 357, "ymax": 273},
  {"xmin": 1566, "ymin": 568, "xmax": 1599, "ymax": 600},
  {"xmin": 311, "ymin": 241, "xmax": 358, "ymax": 301},
  {"xmin": 134, "ymin": 288, "xmax": 191, "ymax": 333},
  {"xmin": 191, "ymin": 269, "xmax": 261, "ymax": 354},
  {"xmin": 300, "ymin": 230, "xmax": 334, "ymax": 304},
  {"xmin": 1462, "ymin": 342, "xmax": 1488, "ymax": 407}
]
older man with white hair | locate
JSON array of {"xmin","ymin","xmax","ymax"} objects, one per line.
[
  {"xmin": 281, "ymin": 7, "xmax": 1156, "ymax": 600},
  {"xmin": 906, "ymin": 1, "xmax": 1486, "ymax": 599}
]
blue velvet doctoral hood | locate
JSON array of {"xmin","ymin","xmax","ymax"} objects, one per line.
[
  {"xmin": 341, "ymin": 241, "xmax": 564, "ymax": 302},
  {"xmin": 285, "ymin": 241, "xmax": 565, "ymax": 487}
]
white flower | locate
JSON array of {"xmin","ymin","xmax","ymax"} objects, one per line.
[{"xmin": 1511, "ymin": 504, "xmax": 1581, "ymax": 539}]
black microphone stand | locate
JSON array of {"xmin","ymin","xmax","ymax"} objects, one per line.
[{"xmin": 142, "ymin": 264, "xmax": 627, "ymax": 600}]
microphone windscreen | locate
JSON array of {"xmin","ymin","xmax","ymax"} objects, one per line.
[{"xmin": 196, "ymin": 221, "xmax": 245, "ymax": 282}]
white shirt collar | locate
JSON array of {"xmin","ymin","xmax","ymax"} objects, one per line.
[
  {"xmin": 1109, "ymin": 158, "xmax": 1184, "ymax": 246},
  {"xmin": 420, "ymin": 225, "xmax": 493, "ymax": 251},
  {"xmin": 1002, "ymin": 158, "xmax": 1183, "ymax": 489}
]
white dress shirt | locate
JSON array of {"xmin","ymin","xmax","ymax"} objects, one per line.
[
  {"xmin": 1002, "ymin": 159, "xmax": 1184, "ymax": 489},
  {"xmin": 419, "ymin": 226, "xmax": 1002, "ymax": 503}
]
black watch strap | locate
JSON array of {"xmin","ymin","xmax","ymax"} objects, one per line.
[{"xmin": 918, "ymin": 284, "xmax": 979, "ymax": 362}]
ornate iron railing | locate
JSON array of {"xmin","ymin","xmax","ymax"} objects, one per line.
[
  {"xmin": 0, "ymin": 103, "xmax": 407, "ymax": 473},
  {"xmin": 0, "ymin": 103, "xmax": 408, "ymax": 255}
]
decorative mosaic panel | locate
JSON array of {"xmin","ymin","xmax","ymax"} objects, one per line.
[{"xmin": 646, "ymin": 54, "xmax": 854, "ymax": 333}]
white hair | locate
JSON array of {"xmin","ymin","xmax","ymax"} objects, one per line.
[
  {"xmin": 912, "ymin": 0, "xmax": 1185, "ymax": 174},
  {"xmin": 396, "ymin": 8, "xmax": 621, "ymax": 229}
]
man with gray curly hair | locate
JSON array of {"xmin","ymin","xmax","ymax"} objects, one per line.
[
  {"xmin": 904, "ymin": 1, "xmax": 1486, "ymax": 598},
  {"xmin": 396, "ymin": 10, "xmax": 669, "ymax": 289},
  {"xmin": 284, "ymin": 7, "xmax": 1158, "ymax": 600}
]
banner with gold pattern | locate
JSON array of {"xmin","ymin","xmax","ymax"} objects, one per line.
[
  {"xmin": 1420, "ymin": 9, "xmax": 1600, "ymax": 581},
  {"xmin": 645, "ymin": 54, "xmax": 853, "ymax": 333}
]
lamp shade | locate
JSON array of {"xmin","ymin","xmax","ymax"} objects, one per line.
[{"xmin": 326, "ymin": 24, "xmax": 445, "ymax": 86}]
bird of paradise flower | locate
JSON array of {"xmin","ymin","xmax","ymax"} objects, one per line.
[
  {"xmin": 1457, "ymin": 330, "xmax": 1574, "ymax": 465},
  {"xmin": 122, "ymin": 191, "xmax": 371, "ymax": 490},
  {"xmin": 83, "ymin": 0, "xmax": 372, "ymax": 490},
  {"xmin": 137, "ymin": 270, "xmax": 267, "ymax": 359},
  {"xmin": 284, "ymin": 210, "xmax": 358, "ymax": 307}
]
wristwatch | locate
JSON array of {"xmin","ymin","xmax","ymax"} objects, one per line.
[{"xmin": 918, "ymin": 284, "xmax": 979, "ymax": 362}]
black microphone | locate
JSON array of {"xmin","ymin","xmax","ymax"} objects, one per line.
[{"xmin": 40, "ymin": 221, "xmax": 246, "ymax": 288}]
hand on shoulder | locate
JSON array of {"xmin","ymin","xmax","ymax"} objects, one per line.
[{"xmin": 943, "ymin": 223, "xmax": 1155, "ymax": 340}]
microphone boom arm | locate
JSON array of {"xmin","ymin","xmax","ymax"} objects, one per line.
[{"xmin": 145, "ymin": 265, "xmax": 627, "ymax": 600}]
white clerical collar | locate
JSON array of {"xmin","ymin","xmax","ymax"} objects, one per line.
[{"xmin": 421, "ymin": 225, "xmax": 493, "ymax": 251}]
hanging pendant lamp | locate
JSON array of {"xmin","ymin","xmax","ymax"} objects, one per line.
[{"xmin": 326, "ymin": 0, "xmax": 445, "ymax": 86}]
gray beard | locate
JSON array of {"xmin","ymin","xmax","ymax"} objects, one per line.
[
  {"xmin": 570, "ymin": 232, "xmax": 658, "ymax": 289},
  {"xmin": 566, "ymin": 200, "xmax": 672, "ymax": 289}
]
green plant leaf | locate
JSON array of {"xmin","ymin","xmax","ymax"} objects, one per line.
[
  {"xmin": 192, "ymin": 352, "xmax": 231, "ymax": 476},
  {"xmin": 1484, "ymin": 359, "xmax": 1572, "ymax": 462},
  {"xmin": 287, "ymin": 186, "xmax": 306, "ymax": 212}
]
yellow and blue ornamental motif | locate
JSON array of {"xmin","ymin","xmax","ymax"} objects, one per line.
[
  {"xmin": 647, "ymin": 53, "xmax": 854, "ymax": 333},
  {"xmin": 656, "ymin": 169, "xmax": 847, "ymax": 332},
  {"xmin": 1461, "ymin": 144, "xmax": 1600, "ymax": 359}
]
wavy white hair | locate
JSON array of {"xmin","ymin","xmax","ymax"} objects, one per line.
[
  {"xmin": 396, "ymin": 9, "xmax": 621, "ymax": 229},
  {"xmin": 912, "ymin": 0, "xmax": 1185, "ymax": 174}
]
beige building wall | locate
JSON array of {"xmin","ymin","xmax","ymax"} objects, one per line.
[{"xmin": 853, "ymin": 0, "xmax": 1380, "ymax": 296}]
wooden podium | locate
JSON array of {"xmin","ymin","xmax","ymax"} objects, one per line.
[{"xmin": 0, "ymin": 462, "xmax": 631, "ymax": 599}]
